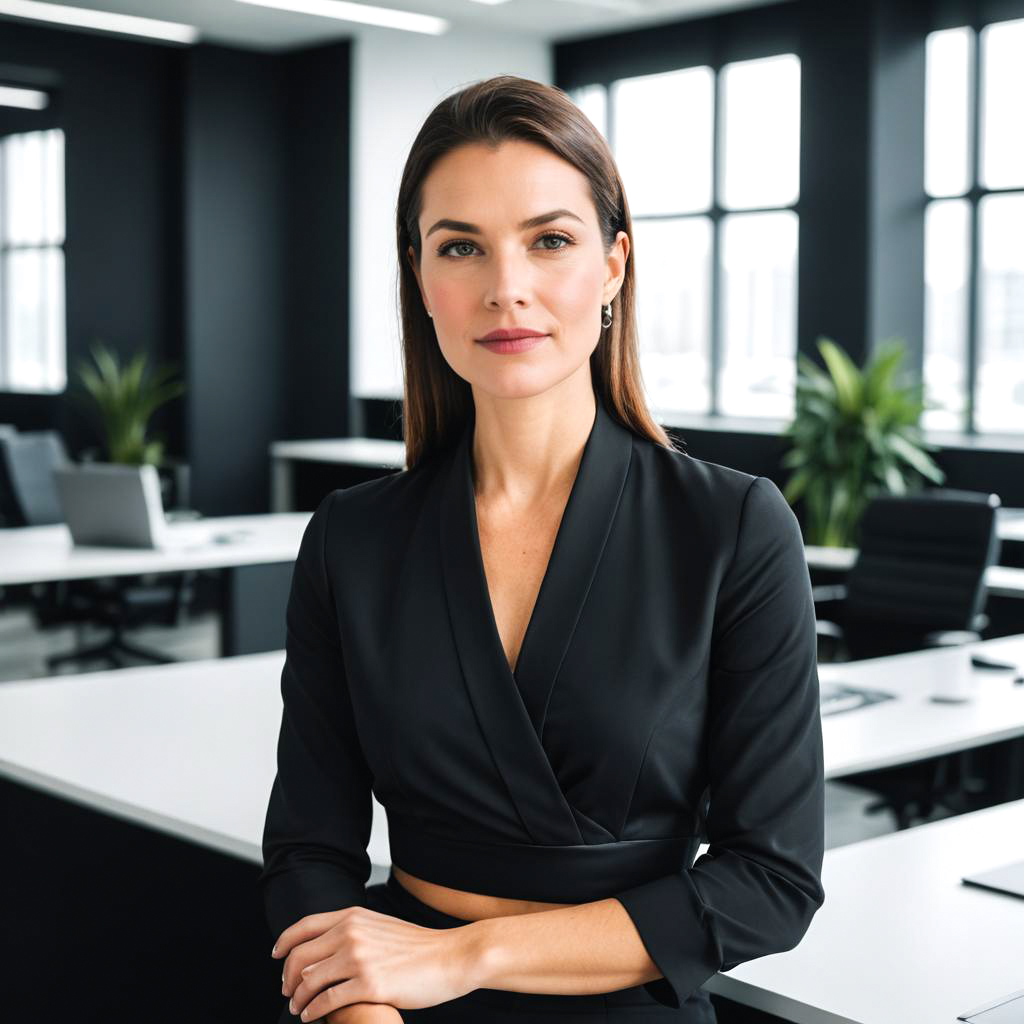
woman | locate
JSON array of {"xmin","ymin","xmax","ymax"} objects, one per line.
[{"xmin": 261, "ymin": 75, "xmax": 826, "ymax": 1024}]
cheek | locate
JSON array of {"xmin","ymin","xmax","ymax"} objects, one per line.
[
  {"xmin": 427, "ymin": 280, "xmax": 471, "ymax": 317},
  {"xmin": 545, "ymin": 263, "xmax": 605, "ymax": 323}
]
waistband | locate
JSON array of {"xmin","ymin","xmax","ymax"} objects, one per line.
[{"xmin": 386, "ymin": 812, "xmax": 700, "ymax": 904}]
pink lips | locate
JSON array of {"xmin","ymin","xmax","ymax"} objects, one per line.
[{"xmin": 476, "ymin": 327, "xmax": 549, "ymax": 354}]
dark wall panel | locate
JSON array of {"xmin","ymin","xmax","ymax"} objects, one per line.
[
  {"xmin": 283, "ymin": 41, "xmax": 353, "ymax": 441},
  {"xmin": 183, "ymin": 45, "xmax": 288, "ymax": 516},
  {"xmin": 0, "ymin": 22, "xmax": 184, "ymax": 458}
]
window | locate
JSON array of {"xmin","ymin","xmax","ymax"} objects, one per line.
[
  {"xmin": 571, "ymin": 53, "xmax": 800, "ymax": 420},
  {"xmin": 0, "ymin": 128, "xmax": 66, "ymax": 393},
  {"xmin": 924, "ymin": 19, "xmax": 1024, "ymax": 435}
]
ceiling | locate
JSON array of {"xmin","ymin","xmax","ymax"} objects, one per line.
[{"xmin": 1, "ymin": 0, "xmax": 789, "ymax": 50}]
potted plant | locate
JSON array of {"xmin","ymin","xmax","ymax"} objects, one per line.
[
  {"xmin": 72, "ymin": 342, "xmax": 190, "ymax": 509},
  {"xmin": 780, "ymin": 336, "xmax": 945, "ymax": 547}
]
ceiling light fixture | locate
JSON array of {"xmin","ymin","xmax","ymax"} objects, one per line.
[
  {"xmin": 0, "ymin": 84, "xmax": 48, "ymax": 109},
  {"xmin": 0, "ymin": 0, "xmax": 199, "ymax": 43},
  {"xmin": 234, "ymin": 0, "xmax": 449, "ymax": 35}
]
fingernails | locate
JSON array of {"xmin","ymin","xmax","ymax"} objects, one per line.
[
  {"xmin": 289, "ymin": 999, "xmax": 296, "ymax": 1015},
  {"xmin": 272, "ymin": 943, "xmax": 278, "ymax": 957}
]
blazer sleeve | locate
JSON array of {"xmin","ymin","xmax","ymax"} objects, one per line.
[
  {"xmin": 613, "ymin": 475, "xmax": 826, "ymax": 1009},
  {"xmin": 258, "ymin": 489, "xmax": 374, "ymax": 947}
]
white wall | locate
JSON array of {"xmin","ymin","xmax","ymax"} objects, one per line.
[{"xmin": 350, "ymin": 27, "xmax": 552, "ymax": 399}]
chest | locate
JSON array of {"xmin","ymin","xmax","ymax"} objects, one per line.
[{"xmin": 475, "ymin": 492, "xmax": 569, "ymax": 676}]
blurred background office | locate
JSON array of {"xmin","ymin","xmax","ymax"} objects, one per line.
[{"xmin": 1, "ymin": 1, "xmax": 1024, "ymax": 1022}]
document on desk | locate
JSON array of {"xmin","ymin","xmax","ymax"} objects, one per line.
[
  {"xmin": 961, "ymin": 858, "xmax": 1024, "ymax": 900},
  {"xmin": 958, "ymin": 987, "xmax": 1024, "ymax": 1022},
  {"xmin": 818, "ymin": 680, "xmax": 896, "ymax": 717}
]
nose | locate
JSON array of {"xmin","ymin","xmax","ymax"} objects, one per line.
[{"xmin": 483, "ymin": 245, "xmax": 532, "ymax": 311}]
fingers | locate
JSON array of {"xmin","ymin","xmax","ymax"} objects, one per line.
[
  {"xmin": 273, "ymin": 909, "xmax": 345, "ymax": 960},
  {"xmin": 293, "ymin": 977, "xmax": 364, "ymax": 1022}
]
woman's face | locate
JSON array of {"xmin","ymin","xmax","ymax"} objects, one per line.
[{"xmin": 409, "ymin": 139, "xmax": 629, "ymax": 401}]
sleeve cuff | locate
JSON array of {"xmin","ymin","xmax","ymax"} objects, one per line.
[
  {"xmin": 261, "ymin": 860, "xmax": 368, "ymax": 947},
  {"xmin": 614, "ymin": 871, "xmax": 721, "ymax": 1009}
]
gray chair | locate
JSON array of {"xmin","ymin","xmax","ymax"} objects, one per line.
[{"xmin": 0, "ymin": 431, "xmax": 197, "ymax": 670}]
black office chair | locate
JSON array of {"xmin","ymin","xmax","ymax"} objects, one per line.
[
  {"xmin": 814, "ymin": 488, "xmax": 1002, "ymax": 830},
  {"xmin": 814, "ymin": 488, "xmax": 1000, "ymax": 662},
  {"xmin": 0, "ymin": 430, "xmax": 197, "ymax": 670}
]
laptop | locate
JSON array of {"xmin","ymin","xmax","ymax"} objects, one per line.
[{"xmin": 54, "ymin": 463, "xmax": 214, "ymax": 550}]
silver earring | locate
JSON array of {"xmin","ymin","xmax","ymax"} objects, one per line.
[
  {"xmin": 601, "ymin": 303, "xmax": 612, "ymax": 329},
  {"xmin": 427, "ymin": 310, "xmax": 433, "ymax": 318}
]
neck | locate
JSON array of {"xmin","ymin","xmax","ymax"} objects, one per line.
[{"xmin": 469, "ymin": 370, "xmax": 596, "ymax": 509}]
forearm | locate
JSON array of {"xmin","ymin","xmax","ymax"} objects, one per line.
[
  {"xmin": 460, "ymin": 897, "xmax": 662, "ymax": 996},
  {"xmin": 326, "ymin": 1003, "xmax": 402, "ymax": 1023}
]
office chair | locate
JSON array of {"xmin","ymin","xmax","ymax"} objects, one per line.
[
  {"xmin": 0, "ymin": 431, "xmax": 197, "ymax": 670},
  {"xmin": 814, "ymin": 488, "xmax": 1000, "ymax": 662},
  {"xmin": 814, "ymin": 488, "xmax": 1002, "ymax": 830}
]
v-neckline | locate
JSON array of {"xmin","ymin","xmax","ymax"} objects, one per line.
[
  {"xmin": 468, "ymin": 422, "xmax": 588, "ymax": 685},
  {"xmin": 437, "ymin": 389, "xmax": 634, "ymax": 843}
]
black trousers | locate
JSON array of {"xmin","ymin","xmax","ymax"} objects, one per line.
[{"xmin": 357, "ymin": 870, "xmax": 719, "ymax": 1023}]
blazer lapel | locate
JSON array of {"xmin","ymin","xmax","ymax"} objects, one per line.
[{"xmin": 438, "ymin": 391, "xmax": 633, "ymax": 846}]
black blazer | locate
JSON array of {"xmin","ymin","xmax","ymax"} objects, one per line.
[{"xmin": 259, "ymin": 390, "xmax": 826, "ymax": 1011}]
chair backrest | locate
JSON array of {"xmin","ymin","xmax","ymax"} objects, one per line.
[
  {"xmin": 841, "ymin": 489, "xmax": 1001, "ymax": 656},
  {"xmin": 0, "ymin": 431, "xmax": 71, "ymax": 526}
]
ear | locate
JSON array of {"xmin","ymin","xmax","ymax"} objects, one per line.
[{"xmin": 602, "ymin": 230, "xmax": 630, "ymax": 305}]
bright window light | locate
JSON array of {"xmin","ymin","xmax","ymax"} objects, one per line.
[
  {"xmin": 980, "ymin": 17, "xmax": 1024, "ymax": 190},
  {"xmin": 925, "ymin": 27, "xmax": 972, "ymax": 197},
  {"xmin": 720, "ymin": 53, "xmax": 800, "ymax": 210}
]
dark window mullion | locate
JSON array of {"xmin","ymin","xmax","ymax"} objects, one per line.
[
  {"xmin": 0, "ymin": 138, "xmax": 5, "ymax": 389},
  {"xmin": 710, "ymin": 64, "xmax": 724, "ymax": 416},
  {"xmin": 966, "ymin": 24, "xmax": 982, "ymax": 435}
]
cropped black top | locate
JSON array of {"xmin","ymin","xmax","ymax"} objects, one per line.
[{"xmin": 258, "ymin": 390, "xmax": 826, "ymax": 1011}]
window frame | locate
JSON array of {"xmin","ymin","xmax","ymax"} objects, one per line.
[
  {"xmin": 924, "ymin": 16, "xmax": 1024, "ymax": 436},
  {"xmin": 571, "ymin": 51, "xmax": 802, "ymax": 421}
]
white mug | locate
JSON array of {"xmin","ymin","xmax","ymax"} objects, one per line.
[{"xmin": 930, "ymin": 645, "xmax": 979, "ymax": 703}]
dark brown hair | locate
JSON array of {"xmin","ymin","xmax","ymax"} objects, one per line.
[{"xmin": 396, "ymin": 74, "xmax": 682, "ymax": 469}]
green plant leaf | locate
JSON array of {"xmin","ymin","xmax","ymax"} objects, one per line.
[{"xmin": 818, "ymin": 337, "xmax": 863, "ymax": 416}]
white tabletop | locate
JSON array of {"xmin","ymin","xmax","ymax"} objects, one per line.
[
  {"xmin": 999, "ymin": 506, "xmax": 1024, "ymax": 544},
  {"xmin": 0, "ymin": 650, "xmax": 392, "ymax": 868},
  {"xmin": 0, "ymin": 513, "xmax": 311, "ymax": 585},
  {"xmin": 818, "ymin": 633, "xmax": 1024, "ymax": 775},
  {"xmin": 270, "ymin": 437, "xmax": 405, "ymax": 469},
  {"xmin": 704, "ymin": 796, "xmax": 1024, "ymax": 1024}
]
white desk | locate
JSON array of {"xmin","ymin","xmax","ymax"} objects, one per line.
[
  {"xmin": 818, "ymin": 633, "xmax": 1024, "ymax": 776},
  {"xmin": 270, "ymin": 438, "xmax": 404, "ymax": 512},
  {"xmin": 0, "ymin": 513, "xmax": 310, "ymax": 585},
  {"xmin": 0, "ymin": 513, "xmax": 311, "ymax": 656},
  {"xmin": 0, "ymin": 650, "xmax": 392, "ymax": 868},
  {"xmin": 705, "ymin": 797, "xmax": 1024, "ymax": 1024},
  {"xmin": 805, "ymin": 545, "xmax": 1024, "ymax": 598}
]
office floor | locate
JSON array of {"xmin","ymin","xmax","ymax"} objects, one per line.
[{"xmin": 0, "ymin": 604, "xmax": 937, "ymax": 851}]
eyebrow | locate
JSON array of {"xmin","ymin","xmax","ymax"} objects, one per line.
[{"xmin": 424, "ymin": 208, "xmax": 585, "ymax": 239}]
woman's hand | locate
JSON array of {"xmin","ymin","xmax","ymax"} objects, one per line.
[{"xmin": 275, "ymin": 906, "xmax": 481, "ymax": 1021}]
